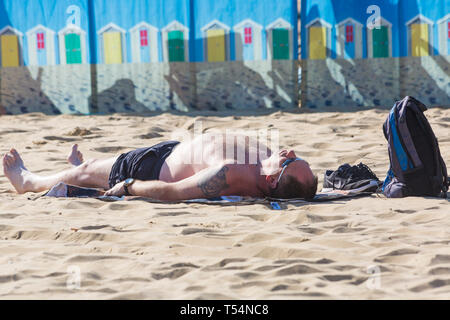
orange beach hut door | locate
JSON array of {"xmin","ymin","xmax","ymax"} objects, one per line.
[{"xmin": 1, "ymin": 35, "xmax": 19, "ymax": 67}]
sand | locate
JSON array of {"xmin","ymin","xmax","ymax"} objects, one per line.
[{"xmin": 0, "ymin": 107, "xmax": 449, "ymax": 299}]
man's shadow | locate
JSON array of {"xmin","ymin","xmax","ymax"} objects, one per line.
[
  {"xmin": 164, "ymin": 33, "xmax": 298, "ymax": 112},
  {"xmin": 88, "ymin": 79, "xmax": 148, "ymax": 114}
]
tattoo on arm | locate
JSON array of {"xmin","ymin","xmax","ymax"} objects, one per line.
[{"xmin": 197, "ymin": 166, "xmax": 229, "ymax": 198}]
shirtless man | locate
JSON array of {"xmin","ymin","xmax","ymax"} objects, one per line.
[{"xmin": 2, "ymin": 133, "xmax": 318, "ymax": 200}]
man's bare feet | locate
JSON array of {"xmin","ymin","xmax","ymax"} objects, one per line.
[
  {"xmin": 2, "ymin": 148, "xmax": 34, "ymax": 194},
  {"xmin": 68, "ymin": 144, "xmax": 84, "ymax": 166}
]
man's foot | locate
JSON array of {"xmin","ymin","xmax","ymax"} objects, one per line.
[
  {"xmin": 2, "ymin": 149, "xmax": 34, "ymax": 194},
  {"xmin": 68, "ymin": 144, "xmax": 84, "ymax": 166}
]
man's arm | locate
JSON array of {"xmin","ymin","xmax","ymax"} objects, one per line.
[{"xmin": 118, "ymin": 164, "xmax": 238, "ymax": 201}]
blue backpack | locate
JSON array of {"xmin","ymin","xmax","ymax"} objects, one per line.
[{"xmin": 382, "ymin": 96, "xmax": 449, "ymax": 198}]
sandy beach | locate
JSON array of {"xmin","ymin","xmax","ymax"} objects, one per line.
[{"xmin": 0, "ymin": 107, "xmax": 449, "ymax": 299}]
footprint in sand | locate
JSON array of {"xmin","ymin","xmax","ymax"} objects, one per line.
[
  {"xmin": 321, "ymin": 274, "xmax": 354, "ymax": 282},
  {"xmin": 430, "ymin": 254, "xmax": 450, "ymax": 265},
  {"xmin": 428, "ymin": 267, "xmax": 450, "ymax": 275},
  {"xmin": 374, "ymin": 248, "xmax": 420, "ymax": 263},
  {"xmin": 204, "ymin": 258, "xmax": 247, "ymax": 271},
  {"xmin": 394, "ymin": 209, "xmax": 417, "ymax": 214},
  {"xmin": 271, "ymin": 284, "xmax": 289, "ymax": 291},
  {"xmin": 0, "ymin": 129, "xmax": 27, "ymax": 135},
  {"xmin": 158, "ymin": 211, "xmax": 195, "ymax": 217},
  {"xmin": 181, "ymin": 228, "xmax": 217, "ymax": 235},
  {"xmin": 410, "ymin": 279, "xmax": 450, "ymax": 293},
  {"xmin": 152, "ymin": 268, "xmax": 191, "ymax": 280},
  {"xmin": 275, "ymin": 264, "xmax": 321, "ymax": 276},
  {"xmin": 312, "ymin": 142, "xmax": 331, "ymax": 149},
  {"xmin": 332, "ymin": 226, "xmax": 366, "ymax": 233},
  {"xmin": 66, "ymin": 255, "xmax": 127, "ymax": 263},
  {"xmin": 297, "ymin": 227, "xmax": 326, "ymax": 235},
  {"xmin": 80, "ymin": 225, "xmax": 111, "ymax": 231},
  {"xmin": 93, "ymin": 146, "xmax": 128, "ymax": 153},
  {"xmin": 43, "ymin": 136, "xmax": 78, "ymax": 142},
  {"xmin": 306, "ymin": 213, "xmax": 347, "ymax": 223},
  {"xmin": 134, "ymin": 132, "xmax": 163, "ymax": 139}
]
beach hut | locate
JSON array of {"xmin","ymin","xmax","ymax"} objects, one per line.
[
  {"xmin": 201, "ymin": 20, "xmax": 230, "ymax": 62},
  {"xmin": 367, "ymin": 17, "xmax": 392, "ymax": 58},
  {"xmin": 98, "ymin": 23, "xmax": 127, "ymax": 64},
  {"xmin": 336, "ymin": 18, "xmax": 363, "ymax": 59},
  {"xmin": 0, "ymin": 26, "xmax": 23, "ymax": 67},
  {"xmin": 233, "ymin": 19, "xmax": 263, "ymax": 61},
  {"xmin": 267, "ymin": 18, "xmax": 294, "ymax": 60},
  {"xmin": 130, "ymin": 22, "xmax": 158, "ymax": 63},
  {"xmin": 437, "ymin": 14, "xmax": 450, "ymax": 56},
  {"xmin": 406, "ymin": 14, "xmax": 434, "ymax": 57},
  {"xmin": 26, "ymin": 25, "xmax": 56, "ymax": 66},
  {"xmin": 58, "ymin": 24, "xmax": 87, "ymax": 65},
  {"xmin": 305, "ymin": 18, "xmax": 331, "ymax": 60},
  {"xmin": 162, "ymin": 21, "xmax": 189, "ymax": 62}
]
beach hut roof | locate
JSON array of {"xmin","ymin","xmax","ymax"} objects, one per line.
[
  {"xmin": 162, "ymin": 20, "xmax": 189, "ymax": 32},
  {"xmin": 233, "ymin": 19, "xmax": 263, "ymax": 31},
  {"xmin": 267, "ymin": 18, "xmax": 293, "ymax": 30},
  {"xmin": 305, "ymin": 18, "xmax": 331, "ymax": 29},
  {"xmin": 0, "ymin": 25, "xmax": 23, "ymax": 36},
  {"xmin": 367, "ymin": 16, "xmax": 392, "ymax": 28},
  {"xmin": 337, "ymin": 18, "xmax": 363, "ymax": 27},
  {"xmin": 97, "ymin": 23, "xmax": 126, "ymax": 35},
  {"xmin": 129, "ymin": 22, "xmax": 158, "ymax": 33},
  {"xmin": 58, "ymin": 24, "xmax": 86, "ymax": 36},
  {"xmin": 201, "ymin": 20, "xmax": 230, "ymax": 32},
  {"xmin": 26, "ymin": 24, "xmax": 55, "ymax": 36},
  {"xmin": 437, "ymin": 13, "xmax": 450, "ymax": 25},
  {"xmin": 405, "ymin": 14, "xmax": 434, "ymax": 26}
]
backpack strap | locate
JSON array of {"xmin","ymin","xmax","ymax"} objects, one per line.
[
  {"xmin": 438, "ymin": 154, "xmax": 449, "ymax": 198},
  {"xmin": 396, "ymin": 97, "xmax": 423, "ymax": 168}
]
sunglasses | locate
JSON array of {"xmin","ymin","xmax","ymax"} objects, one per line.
[{"xmin": 277, "ymin": 157, "xmax": 303, "ymax": 185}]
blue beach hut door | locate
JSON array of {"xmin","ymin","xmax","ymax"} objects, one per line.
[
  {"xmin": 242, "ymin": 27, "xmax": 254, "ymax": 61},
  {"xmin": 139, "ymin": 28, "xmax": 150, "ymax": 63},
  {"xmin": 344, "ymin": 24, "xmax": 355, "ymax": 59},
  {"xmin": 36, "ymin": 32, "xmax": 47, "ymax": 65}
]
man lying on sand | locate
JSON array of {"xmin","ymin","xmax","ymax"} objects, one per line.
[{"xmin": 2, "ymin": 133, "xmax": 318, "ymax": 200}]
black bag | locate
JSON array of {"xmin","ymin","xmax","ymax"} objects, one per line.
[{"xmin": 382, "ymin": 96, "xmax": 449, "ymax": 198}]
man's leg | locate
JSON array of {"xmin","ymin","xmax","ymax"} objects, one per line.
[{"xmin": 2, "ymin": 147, "xmax": 117, "ymax": 194}]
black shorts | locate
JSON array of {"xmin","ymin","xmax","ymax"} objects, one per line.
[{"xmin": 108, "ymin": 141, "xmax": 180, "ymax": 188}]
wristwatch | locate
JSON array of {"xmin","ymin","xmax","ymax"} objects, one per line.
[{"xmin": 123, "ymin": 178, "xmax": 135, "ymax": 196}]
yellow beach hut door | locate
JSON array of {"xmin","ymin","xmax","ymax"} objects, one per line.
[
  {"xmin": 309, "ymin": 27, "xmax": 326, "ymax": 60},
  {"xmin": 411, "ymin": 24, "xmax": 429, "ymax": 57},
  {"xmin": 104, "ymin": 32, "xmax": 122, "ymax": 64},
  {"xmin": 207, "ymin": 29, "xmax": 225, "ymax": 62},
  {"xmin": 1, "ymin": 35, "xmax": 19, "ymax": 67}
]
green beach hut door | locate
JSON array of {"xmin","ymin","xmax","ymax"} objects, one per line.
[
  {"xmin": 65, "ymin": 33, "xmax": 82, "ymax": 64},
  {"xmin": 168, "ymin": 30, "xmax": 185, "ymax": 62},
  {"xmin": 372, "ymin": 26, "xmax": 389, "ymax": 58},
  {"xmin": 273, "ymin": 28, "xmax": 289, "ymax": 60}
]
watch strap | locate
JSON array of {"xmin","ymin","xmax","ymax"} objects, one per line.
[
  {"xmin": 123, "ymin": 178, "xmax": 134, "ymax": 196},
  {"xmin": 124, "ymin": 184, "xmax": 130, "ymax": 196}
]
